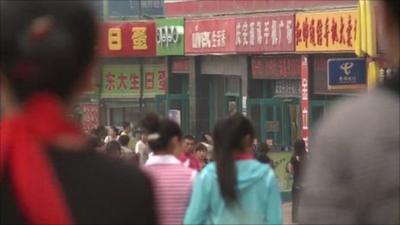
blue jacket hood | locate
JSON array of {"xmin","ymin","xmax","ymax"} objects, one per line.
[{"xmin": 204, "ymin": 160, "xmax": 272, "ymax": 190}]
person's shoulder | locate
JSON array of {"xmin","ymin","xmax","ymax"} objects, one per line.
[
  {"xmin": 49, "ymin": 149, "xmax": 150, "ymax": 189},
  {"xmin": 315, "ymin": 90, "xmax": 399, "ymax": 135}
]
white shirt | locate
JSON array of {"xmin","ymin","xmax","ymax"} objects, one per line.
[{"xmin": 135, "ymin": 140, "xmax": 151, "ymax": 165}]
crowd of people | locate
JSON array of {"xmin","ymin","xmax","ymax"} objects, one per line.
[{"xmin": 0, "ymin": 0, "xmax": 398, "ymax": 224}]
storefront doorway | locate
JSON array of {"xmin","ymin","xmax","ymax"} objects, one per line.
[
  {"xmin": 155, "ymin": 94, "xmax": 190, "ymax": 135},
  {"xmin": 248, "ymin": 98, "xmax": 300, "ymax": 150}
]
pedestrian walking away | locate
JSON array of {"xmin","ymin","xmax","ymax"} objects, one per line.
[
  {"xmin": 184, "ymin": 114, "xmax": 282, "ymax": 225},
  {"xmin": 142, "ymin": 113, "xmax": 196, "ymax": 225}
]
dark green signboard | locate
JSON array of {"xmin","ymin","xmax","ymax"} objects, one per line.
[{"xmin": 156, "ymin": 18, "xmax": 184, "ymax": 56}]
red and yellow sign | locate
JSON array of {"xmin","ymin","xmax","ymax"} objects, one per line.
[
  {"xmin": 99, "ymin": 22, "xmax": 156, "ymax": 57},
  {"xmin": 295, "ymin": 10, "xmax": 358, "ymax": 52}
]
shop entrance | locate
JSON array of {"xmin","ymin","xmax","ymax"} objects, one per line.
[
  {"xmin": 248, "ymin": 98, "xmax": 301, "ymax": 150},
  {"xmin": 155, "ymin": 94, "xmax": 190, "ymax": 135}
]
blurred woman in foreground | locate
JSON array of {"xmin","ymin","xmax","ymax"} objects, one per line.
[
  {"xmin": 0, "ymin": 1, "xmax": 156, "ymax": 224},
  {"xmin": 184, "ymin": 114, "xmax": 282, "ymax": 225}
]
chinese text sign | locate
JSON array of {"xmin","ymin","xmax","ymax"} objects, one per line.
[
  {"xmin": 236, "ymin": 14, "xmax": 295, "ymax": 52},
  {"xmin": 296, "ymin": 10, "xmax": 358, "ymax": 52},
  {"xmin": 101, "ymin": 65, "xmax": 141, "ymax": 98},
  {"xmin": 99, "ymin": 22, "xmax": 156, "ymax": 57}
]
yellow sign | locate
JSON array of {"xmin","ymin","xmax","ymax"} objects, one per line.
[
  {"xmin": 131, "ymin": 27, "xmax": 148, "ymax": 50},
  {"xmin": 295, "ymin": 10, "xmax": 358, "ymax": 52},
  {"xmin": 108, "ymin": 27, "xmax": 122, "ymax": 51}
]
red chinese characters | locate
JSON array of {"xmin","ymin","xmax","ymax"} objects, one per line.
[
  {"xmin": 316, "ymin": 19, "xmax": 323, "ymax": 46},
  {"xmin": 105, "ymin": 73, "xmax": 116, "ymax": 91},
  {"xmin": 251, "ymin": 56, "xmax": 301, "ymax": 79},
  {"xmin": 296, "ymin": 11, "xmax": 357, "ymax": 51},
  {"xmin": 130, "ymin": 73, "xmax": 140, "ymax": 90},
  {"xmin": 118, "ymin": 73, "xmax": 128, "ymax": 90},
  {"xmin": 324, "ymin": 18, "xmax": 330, "ymax": 47},
  {"xmin": 145, "ymin": 72, "xmax": 155, "ymax": 89},
  {"xmin": 158, "ymin": 71, "xmax": 167, "ymax": 91},
  {"xmin": 346, "ymin": 15, "xmax": 353, "ymax": 47}
]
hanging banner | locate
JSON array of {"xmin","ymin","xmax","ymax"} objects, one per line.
[
  {"xmin": 99, "ymin": 21, "xmax": 156, "ymax": 57},
  {"xmin": 252, "ymin": 56, "xmax": 301, "ymax": 79},
  {"xmin": 143, "ymin": 64, "xmax": 167, "ymax": 98},
  {"xmin": 300, "ymin": 55, "xmax": 309, "ymax": 151},
  {"xmin": 81, "ymin": 103, "xmax": 99, "ymax": 134},
  {"xmin": 156, "ymin": 18, "xmax": 185, "ymax": 56},
  {"xmin": 101, "ymin": 65, "xmax": 141, "ymax": 98},
  {"xmin": 270, "ymin": 152, "xmax": 293, "ymax": 192},
  {"xmin": 235, "ymin": 14, "xmax": 295, "ymax": 52},
  {"xmin": 328, "ymin": 58, "xmax": 367, "ymax": 90},
  {"xmin": 295, "ymin": 10, "xmax": 358, "ymax": 52},
  {"xmin": 185, "ymin": 18, "xmax": 236, "ymax": 54}
]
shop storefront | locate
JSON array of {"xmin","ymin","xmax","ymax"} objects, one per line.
[
  {"xmin": 154, "ymin": 18, "xmax": 190, "ymax": 134},
  {"xmin": 295, "ymin": 9, "xmax": 359, "ymax": 147},
  {"xmin": 185, "ymin": 17, "xmax": 248, "ymax": 134},
  {"xmin": 98, "ymin": 20, "xmax": 167, "ymax": 127},
  {"xmin": 249, "ymin": 56, "xmax": 301, "ymax": 149},
  {"xmin": 235, "ymin": 14, "xmax": 298, "ymax": 149}
]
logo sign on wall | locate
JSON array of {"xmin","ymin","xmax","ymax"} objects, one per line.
[
  {"xmin": 235, "ymin": 14, "xmax": 295, "ymax": 52},
  {"xmin": 185, "ymin": 18, "xmax": 236, "ymax": 54},
  {"xmin": 156, "ymin": 18, "xmax": 184, "ymax": 56},
  {"xmin": 295, "ymin": 10, "xmax": 358, "ymax": 52},
  {"xmin": 99, "ymin": 22, "xmax": 156, "ymax": 57},
  {"xmin": 327, "ymin": 58, "xmax": 367, "ymax": 90}
]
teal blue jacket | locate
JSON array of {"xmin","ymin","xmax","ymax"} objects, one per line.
[{"xmin": 184, "ymin": 160, "xmax": 282, "ymax": 225}]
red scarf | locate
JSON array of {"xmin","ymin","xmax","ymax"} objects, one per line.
[
  {"xmin": 233, "ymin": 153, "xmax": 254, "ymax": 160},
  {"xmin": 0, "ymin": 93, "xmax": 81, "ymax": 224}
]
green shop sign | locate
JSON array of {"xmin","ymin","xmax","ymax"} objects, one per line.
[
  {"xmin": 101, "ymin": 65, "xmax": 140, "ymax": 98},
  {"xmin": 156, "ymin": 18, "xmax": 184, "ymax": 56}
]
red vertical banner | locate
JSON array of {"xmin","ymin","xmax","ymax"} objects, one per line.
[
  {"xmin": 300, "ymin": 55, "xmax": 309, "ymax": 151},
  {"xmin": 81, "ymin": 103, "xmax": 99, "ymax": 134}
]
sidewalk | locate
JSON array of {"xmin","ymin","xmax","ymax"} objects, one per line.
[{"xmin": 283, "ymin": 202, "xmax": 295, "ymax": 225}]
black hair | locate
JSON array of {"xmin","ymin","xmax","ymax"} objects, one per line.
[
  {"xmin": 0, "ymin": 1, "xmax": 97, "ymax": 102},
  {"xmin": 293, "ymin": 139, "xmax": 306, "ymax": 160},
  {"xmin": 200, "ymin": 132, "xmax": 212, "ymax": 142},
  {"xmin": 213, "ymin": 114, "xmax": 255, "ymax": 204},
  {"xmin": 258, "ymin": 142, "xmax": 271, "ymax": 154},
  {"xmin": 183, "ymin": 135, "xmax": 195, "ymax": 141},
  {"xmin": 122, "ymin": 122, "xmax": 130, "ymax": 130},
  {"xmin": 140, "ymin": 113, "xmax": 182, "ymax": 152},
  {"xmin": 111, "ymin": 126, "xmax": 119, "ymax": 135},
  {"xmin": 106, "ymin": 141, "xmax": 121, "ymax": 155},
  {"xmin": 194, "ymin": 143, "xmax": 207, "ymax": 152},
  {"xmin": 118, "ymin": 135, "xmax": 130, "ymax": 147}
]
